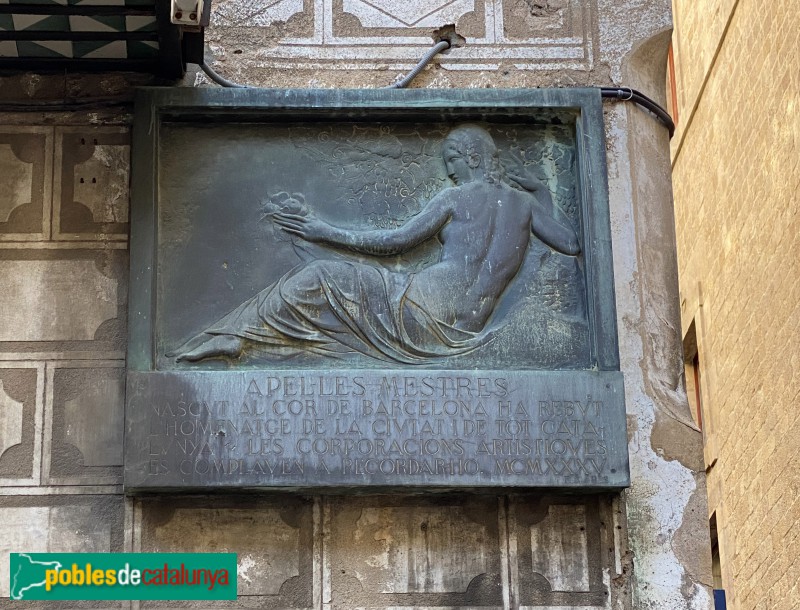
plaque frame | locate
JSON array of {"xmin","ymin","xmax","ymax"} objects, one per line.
[{"xmin": 126, "ymin": 88, "xmax": 628, "ymax": 492}]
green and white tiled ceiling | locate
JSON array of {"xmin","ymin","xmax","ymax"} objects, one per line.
[{"xmin": 0, "ymin": 0, "xmax": 199, "ymax": 74}]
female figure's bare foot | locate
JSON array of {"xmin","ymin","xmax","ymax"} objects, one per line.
[
  {"xmin": 165, "ymin": 331, "xmax": 216, "ymax": 357},
  {"xmin": 175, "ymin": 334, "xmax": 244, "ymax": 362}
]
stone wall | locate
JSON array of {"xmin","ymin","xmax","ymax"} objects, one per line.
[
  {"xmin": 671, "ymin": 0, "xmax": 800, "ymax": 607},
  {"xmin": 0, "ymin": 0, "xmax": 711, "ymax": 608}
]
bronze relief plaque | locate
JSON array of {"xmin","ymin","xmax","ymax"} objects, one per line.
[{"xmin": 125, "ymin": 88, "xmax": 628, "ymax": 491}]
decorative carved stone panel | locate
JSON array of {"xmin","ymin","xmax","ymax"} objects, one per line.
[
  {"xmin": 125, "ymin": 88, "xmax": 627, "ymax": 492},
  {"xmin": 0, "ymin": 127, "xmax": 52, "ymax": 241},
  {"xmin": 337, "ymin": 0, "xmax": 479, "ymax": 32},
  {"xmin": 0, "ymin": 365, "xmax": 41, "ymax": 485},
  {"xmin": 325, "ymin": 495, "xmax": 503, "ymax": 607},
  {"xmin": 509, "ymin": 495, "xmax": 607, "ymax": 607},
  {"xmin": 208, "ymin": 0, "xmax": 597, "ymax": 72},
  {"xmin": 0, "ymin": 383, "xmax": 22, "ymax": 464},
  {"xmin": 53, "ymin": 127, "xmax": 130, "ymax": 240},
  {"xmin": 137, "ymin": 496, "xmax": 313, "ymax": 608},
  {"xmin": 45, "ymin": 362, "xmax": 125, "ymax": 485},
  {"xmin": 0, "ymin": 249, "xmax": 128, "ymax": 356}
]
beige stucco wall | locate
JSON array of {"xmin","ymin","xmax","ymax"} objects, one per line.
[
  {"xmin": 0, "ymin": 1, "xmax": 712, "ymax": 608},
  {"xmin": 671, "ymin": 0, "xmax": 800, "ymax": 608}
]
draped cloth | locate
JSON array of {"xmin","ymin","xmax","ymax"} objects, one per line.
[{"xmin": 205, "ymin": 259, "xmax": 489, "ymax": 364}]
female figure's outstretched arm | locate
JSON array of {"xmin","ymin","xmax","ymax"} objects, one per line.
[
  {"xmin": 507, "ymin": 172, "xmax": 580, "ymax": 256},
  {"xmin": 273, "ymin": 195, "xmax": 453, "ymax": 256}
]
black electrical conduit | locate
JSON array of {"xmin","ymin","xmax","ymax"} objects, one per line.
[
  {"xmin": 600, "ymin": 87, "xmax": 675, "ymax": 138},
  {"xmin": 200, "ymin": 42, "xmax": 675, "ymax": 137}
]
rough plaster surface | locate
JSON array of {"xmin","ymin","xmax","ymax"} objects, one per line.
[
  {"xmin": 0, "ymin": 0, "xmax": 710, "ymax": 607},
  {"xmin": 602, "ymin": 26, "xmax": 712, "ymax": 610}
]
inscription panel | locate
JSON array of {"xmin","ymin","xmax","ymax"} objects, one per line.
[{"xmin": 126, "ymin": 369, "xmax": 626, "ymax": 490}]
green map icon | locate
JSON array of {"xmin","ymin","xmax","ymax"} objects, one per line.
[{"xmin": 10, "ymin": 553, "xmax": 63, "ymax": 600}]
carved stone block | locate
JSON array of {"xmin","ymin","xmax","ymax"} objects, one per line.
[
  {"xmin": 509, "ymin": 495, "xmax": 607, "ymax": 606},
  {"xmin": 45, "ymin": 362, "xmax": 125, "ymax": 485},
  {"xmin": 325, "ymin": 495, "xmax": 503, "ymax": 608},
  {"xmin": 0, "ymin": 365, "xmax": 40, "ymax": 484},
  {"xmin": 0, "ymin": 260, "xmax": 116, "ymax": 342},
  {"xmin": 0, "ymin": 495, "xmax": 124, "ymax": 600},
  {"xmin": 53, "ymin": 127, "xmax": 130, "ymax": 240},
  {"xmin": 0, "ymin": 383, "xmax": 22, "ymax": 463},
  {"xmin": 0, "ymin": 249, "xmax": 127, "ymax": 355},
  {"xmin": 0, "ymin": 127, "xmax": 52, "ymax": 241},
  {"xmin": 138, "ymin": 496, "xmax": 313, "ymax": 608}
]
